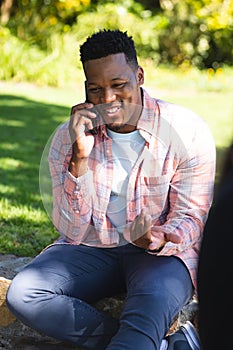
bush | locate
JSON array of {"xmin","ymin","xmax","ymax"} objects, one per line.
[
  {"xmin": 1, "ymin": 0, "xmax": 233, "ymax": 86},
  {"xmin": 158, "ymin": 1, "xmax": 233, "ymax": 69},
  {"xmin": 0, "ymin": 27, "xmax": 83, "ymax": 86}
]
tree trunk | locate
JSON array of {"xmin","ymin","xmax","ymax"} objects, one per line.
[{"xmin": 1, "ymin": 0, "xmax": 13, "ymax": 25}]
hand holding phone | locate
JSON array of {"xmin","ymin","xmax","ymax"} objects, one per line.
[
  {"xmin": 69, "ymin": 106, "xmax": 97, "ymax": 163},
  {"xmin": 68, "ymin": 83, "xmax": 100, "ymax": 177}
]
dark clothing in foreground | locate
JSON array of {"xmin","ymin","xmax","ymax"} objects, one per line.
[{"xmin": 197, "ymin": 171, "xmax": 233, "ymax": 350}]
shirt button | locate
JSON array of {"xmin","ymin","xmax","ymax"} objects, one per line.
[{"xmin": 75, "ymin": 182, "xmax": 81, "ymax": 191}]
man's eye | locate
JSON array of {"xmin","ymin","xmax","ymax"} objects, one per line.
[
  {"xmin": 89, "ymin": 88, "xmax": 101, "ymax": 93},
  {"xmin": 113, "ymin": 83, "xmax": 126, "ymax": 89}
]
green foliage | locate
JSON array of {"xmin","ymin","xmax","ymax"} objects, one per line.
[
  {"xmin": 71, "ymin": 0, "xmax": 164, "ymax": 62},
  {"xmin": 0, "ymin": 27, "xmax": 83, "ymax": 86},
  {"xmin": 4, "ymin": 0, "xmax": 91, "ymax": 49},
  {"xmin": 1, "ymin": 0, "xmax": 233, "ymax": 80},
  {"xmin": 158, "ymin": 0, "xmax": 233, "ymax": 68},
  {"xmin": 0, "ymin": 0, "xmax": 166, "ymax": 85}
]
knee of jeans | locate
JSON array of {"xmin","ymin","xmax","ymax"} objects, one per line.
[
  {"xmin": 6, "ymin": 268, "xmax": 51, "ymax": 315},
  {"xmin": 124, "ymin": 289, "xmax": 181, "ymax": 326}
]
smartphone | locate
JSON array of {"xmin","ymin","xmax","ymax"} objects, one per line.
[{"xmin": 85, "ymin": 81, "xmax": 98, "ymax": 135}]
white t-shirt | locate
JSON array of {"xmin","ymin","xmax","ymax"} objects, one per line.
[{"xmin": 106, "ymin": 128, "xmax": 145, "ymax": 233}]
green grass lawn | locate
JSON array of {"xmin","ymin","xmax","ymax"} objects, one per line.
[{"xmin": 0, "ymin": 70, "xmax": 232, "ymax": 257}]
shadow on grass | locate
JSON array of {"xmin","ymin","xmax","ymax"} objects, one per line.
[{"xmin": 0, "ymin": 94, "xmax": 69, "ymax": 209}]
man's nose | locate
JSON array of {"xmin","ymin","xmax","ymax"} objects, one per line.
[{"xmin": 100, "ymin": 88, "xmax": 116, "ymax": 104}]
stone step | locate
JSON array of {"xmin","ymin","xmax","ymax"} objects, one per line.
[{"xmin": 0, "ymin": 277, "xmax": 16, "ymax": 327}]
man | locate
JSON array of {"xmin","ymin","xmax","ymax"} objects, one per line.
[{"xmin": 7, "ymin": 29, "xmax": 215, "ymax": 350}]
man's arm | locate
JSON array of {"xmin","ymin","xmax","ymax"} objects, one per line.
[
  {"xmin": 131, "ymin": 108, "xmax": 216, "ymax": 253},
  {"xmin": 148, "ymin": 119, "xmax": 216, "ymax": 255},
  {"xmin": 48, "ymin": 124, "xmax": 95, "ymax": 242}
]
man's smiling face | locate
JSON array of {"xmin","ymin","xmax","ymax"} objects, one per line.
[{"xmin": 84, "ymin": 53, "xmax": 144, "ymax": 133}]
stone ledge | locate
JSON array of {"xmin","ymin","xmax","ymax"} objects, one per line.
[{"xmin": 0, "ymin": 277, "xmax": 16, "ymax": 327}]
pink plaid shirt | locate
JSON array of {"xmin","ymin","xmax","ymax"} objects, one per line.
[{"xmin": 48, "ymin": 88, "xmax": 216, "ymax": 289}]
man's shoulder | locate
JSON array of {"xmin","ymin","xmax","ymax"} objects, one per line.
[
  {"xmin": 52, "ymin": 120, "xmax": 70, "ymax": 139},
  {"xmin": 157, "ymin": 98, "xmax": 202, "ymax": 122},
  {"xmin": 144, "ymin": 90, "xmax": 215, "ymax": 154},
  {"xmin": 143, "ymin": 88, "xmax": 204, "ymax": 125},
  {"xmin": 155, "ymin": 97, "xmax": 212, "ymax": 141},
  {"xmin": 56, "ymin": 120, "xmax": 69, "ymax": 132},
  {"xmin": 49, "ymin": 120, "xmax": 71, "ymax": 151}
]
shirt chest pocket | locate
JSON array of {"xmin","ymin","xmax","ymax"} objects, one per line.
[{"xmin": 136, "ymin": 174, "xmax": 172, "ymax": 217}]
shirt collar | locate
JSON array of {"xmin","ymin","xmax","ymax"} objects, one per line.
[
  {"xmin": 99, "ymin": 88, "xmax": 159, "ymax": 141},
  {"xmin": 137, "ymin": 88, "xmax": 159, "ymax": 143}
]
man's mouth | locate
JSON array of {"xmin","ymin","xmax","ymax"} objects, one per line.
[{"xmin": 104, "ymin": 104, "xmax": 122, "ymax": 116}]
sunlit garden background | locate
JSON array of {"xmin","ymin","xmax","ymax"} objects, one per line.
[{"xmin": 0, "ymin": 0, "xmax": 233, "ymax": 256}]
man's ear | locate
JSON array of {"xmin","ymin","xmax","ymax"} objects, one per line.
[{"xmin": 137, "ymin": 66, "xmax": 144, "ymax": 86}]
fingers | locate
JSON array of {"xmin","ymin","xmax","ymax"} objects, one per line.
[
  {"xmin": 70, "ymin": 115, "xmax": 93, "ymax": 136},
  {"xmin": 69, "ymin": 102, "xmax": 97, "ymax": 142},
  {"xmin": 132, "ymin": 232, "xmax": 152, "ymax": 250},
  {"xmin": 143, "ymin": 210, "xmax": 152, "ymax": 233},
  {"xmin": 71, "ymin": 102, "xmax": 95, "ymax": 118},
  {"xmin": 136, "ymin": 209, "xmax": 152, "ymax": 234},
  {"xmin": 130, "ymin": 209, "xmax": 152, "ymax": 248},
  {"xmin": 71, "ymin": 103, "xmax": 97, "ymax": 125}
]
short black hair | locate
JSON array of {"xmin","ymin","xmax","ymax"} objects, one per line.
[{"xmin": 80, "ymin": 29, "xmax": 138, "ymax": 69}]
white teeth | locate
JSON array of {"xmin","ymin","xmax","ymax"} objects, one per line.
[{"xmin": 106, "ymin": 107, "xmax": 119, "ymax": 114}]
